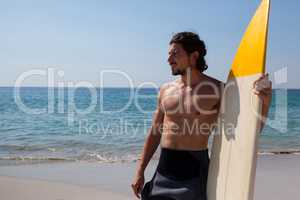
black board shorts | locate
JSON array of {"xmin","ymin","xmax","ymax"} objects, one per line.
[{"xmin": 141, "ymin": 147, "xmax": 210, "ymax": 200}]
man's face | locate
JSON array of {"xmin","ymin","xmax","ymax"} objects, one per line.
[{"xmin": 168, "ymin": 43, "xmax": 191, "ymax": 76}]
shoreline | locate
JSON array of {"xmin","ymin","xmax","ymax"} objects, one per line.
[{"xmin": 1, "ymin": 149, "xmax": 300, "ymax": 166}]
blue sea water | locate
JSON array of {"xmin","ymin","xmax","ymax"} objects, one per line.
[{"xmin": 0, "ymin": 87, "xmax": 299, "ymax": 165}]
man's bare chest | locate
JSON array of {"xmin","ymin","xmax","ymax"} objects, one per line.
[{"xmin": 161, "ymin": 87, "xmax": 217, "ymax": 115}]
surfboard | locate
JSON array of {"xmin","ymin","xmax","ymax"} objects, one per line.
[{"xmin": 207, "ymin": 1, "xmax": 271, "ymax": 200}]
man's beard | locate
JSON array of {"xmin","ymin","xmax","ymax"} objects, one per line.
[{"xmin": 172, "ymin": 68, "xmax": 185, "ymax": 76}]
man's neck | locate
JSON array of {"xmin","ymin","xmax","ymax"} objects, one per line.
[{"xmin": 180, "ymin": 67, "xmax": 204, "ymax": 87}]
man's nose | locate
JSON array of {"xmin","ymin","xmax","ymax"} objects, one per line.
[{"xmin": 167, "ymin": 55, "xmax": 173, "ymax": 63}]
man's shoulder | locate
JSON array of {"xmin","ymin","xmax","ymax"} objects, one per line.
[
  {"xmin": 160, "ymin": 80, "xmax": 177, "ymax": 91},
  {"xmin": 203, "ymin": 74, "xmax": 225, "ymax": 88}
]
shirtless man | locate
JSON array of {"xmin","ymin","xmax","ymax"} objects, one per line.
[{"xmin": 131, "ymin": 32, "xmax": 272, "ymax": 200}]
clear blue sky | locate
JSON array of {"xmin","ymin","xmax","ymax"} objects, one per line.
[{"xmin": 0, "ymin": 0, "xmax": 299, "ymax": 88}]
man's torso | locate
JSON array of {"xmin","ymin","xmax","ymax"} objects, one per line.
[{"xmin": 160, "ymin": 75, "xmax": 223, "ymax": 150}]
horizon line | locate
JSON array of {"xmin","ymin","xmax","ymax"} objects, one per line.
[{"xmin": 0, "ymin": 86, "xmax": 297, "ymax": 90}]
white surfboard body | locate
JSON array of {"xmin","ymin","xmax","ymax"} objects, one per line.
[{"xmin": 207, "ymin": 1, "xmax": 271, "ymax": 200}]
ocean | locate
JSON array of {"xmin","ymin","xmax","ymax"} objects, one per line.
[{"xmin": 0, "ymin": 87, "xmax": 299, "ymax": 165}]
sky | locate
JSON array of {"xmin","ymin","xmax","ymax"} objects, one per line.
[{"xmin": 0, "ymin": 0, "xmax": 299, "ymax": 88}]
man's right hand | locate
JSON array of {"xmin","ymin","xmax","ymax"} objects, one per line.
[{"xmin": 131, "ymin": 173, "xmax": 145, "ymax": 199}]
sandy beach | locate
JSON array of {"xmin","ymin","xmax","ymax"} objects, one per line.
[{"xmin": 0, "ymin": 154, "xmax": 299, "ymax": 200}]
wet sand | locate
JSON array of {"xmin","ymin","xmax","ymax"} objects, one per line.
[{"xmin": 0, "ymin": 154, "xmax": 299, "ymax": 200}]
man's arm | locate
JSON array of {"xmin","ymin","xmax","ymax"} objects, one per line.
[
  {"xmin": 259, "ymin": 89, "xmax": 272, "ymax": 132},
  {"xmin": 136, "ymin": 85, "xmax": 165, "ymax": 174},
  {"xmin": 131, "ymin": 85, "xmax": 166, "ymax": 198}
]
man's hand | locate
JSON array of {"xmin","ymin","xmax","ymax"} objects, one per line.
[
  {"xmin": 131, "ymin": 173, "xmax": 145, "ymax": 199},
  {"xmin": 253, "ymin": 73, "xmax": 272, "ymax": 104},
  {"xmin": 253, "ymin": 73, "xmax": 272, "ymax": 132}
]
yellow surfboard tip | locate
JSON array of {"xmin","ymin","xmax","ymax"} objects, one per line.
[{"xmin": 229, "ymin": 0, "xmax": 270, "ymax": 79}]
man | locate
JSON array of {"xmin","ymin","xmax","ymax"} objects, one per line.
[{"xmin": 131, "ymin": 32, "xmax": 272, "ymax": 200}]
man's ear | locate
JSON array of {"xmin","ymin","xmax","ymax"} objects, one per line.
[{"xmin": 190, "ymin": 51, "xmax": 199, "ymax": 65}]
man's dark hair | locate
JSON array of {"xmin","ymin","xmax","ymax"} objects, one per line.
[{"xmin": 170, "ymin": 32, "xmax": 208, "ymax": 72}]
